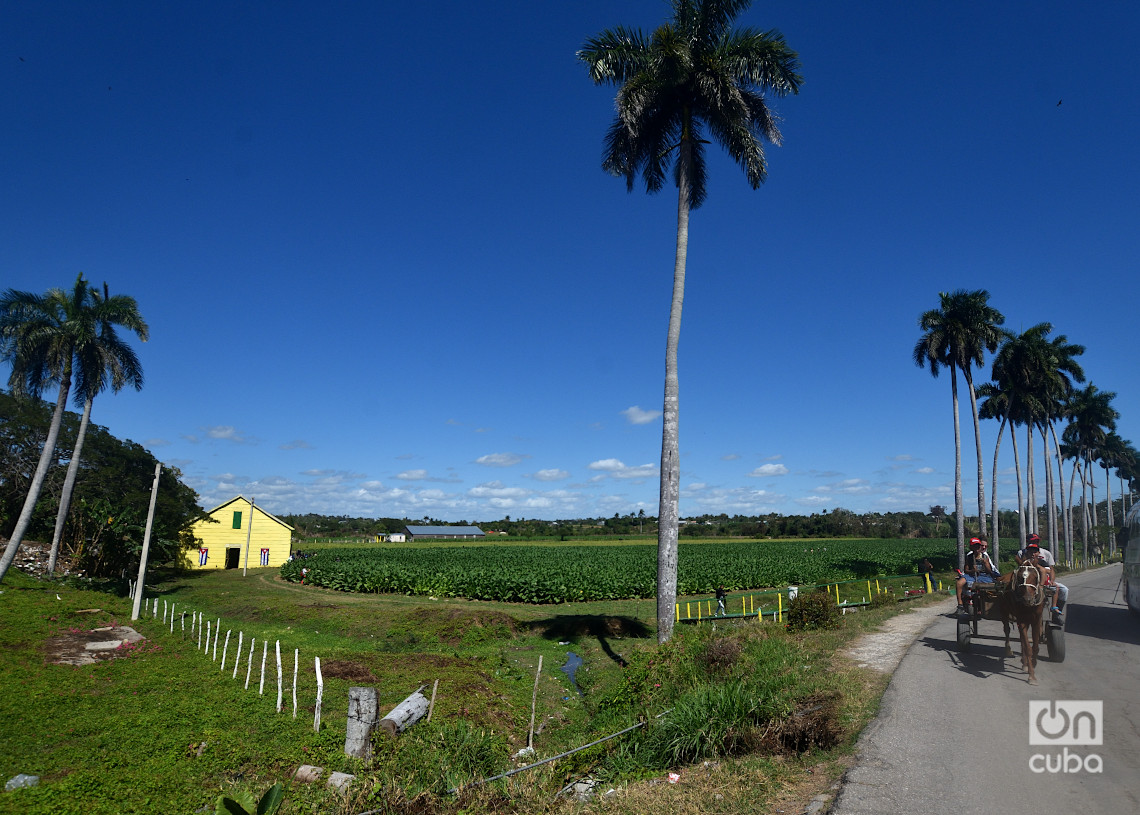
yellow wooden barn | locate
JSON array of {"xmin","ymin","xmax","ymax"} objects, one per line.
[{"xmin": 183, "ymin": 496, "xmax": 293, "ymax": 570}]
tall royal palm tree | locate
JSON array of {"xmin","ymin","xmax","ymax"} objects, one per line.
[
  {"xmin": 580, "ymin": 0, "xmax": 801, "ymax": 643},
  {"xmin": 1063, "ymin": 384, "xmax": 1118, "ymax": 563},
  {"xmin": 976, "ymin": 381, "xmax": 1010, "ymax": 559},
  {"xmin": 914, "ymin": 290, "xmax": 1005, "ymax": 569},
  {"xmin": 46, "ymin": 283, "xmax": 148, "ymax": 575},
  {"xmin": 0, "ymin": 276, "xmax": 147, "ymax": 583},
  {"xmin": 990, "ymin": 324, "xmax": 1083, "ymax": 555}
]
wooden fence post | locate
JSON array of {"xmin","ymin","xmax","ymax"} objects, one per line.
[
  {"xmin": 345, "ymin": 687, "xmax": 379, "ymax": 759},
  {"xmin": 245, "ymin": 639, "xmax": 255, "ymax": 689},
  {"xmin": 275, "ymin": 641, "xmax": 283, "ymax": 713},
  {"xmin": 528, "ymin": 656, "xmax": 543, "ymax": 749},
  {"xmin": 314, "ymin": 657, "xmax": 324, "ymax": 732}
]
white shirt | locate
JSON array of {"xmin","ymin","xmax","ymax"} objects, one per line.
[{"xmin": 1017, "ymin": 547, "xmax": 1055, "ymax": 567}]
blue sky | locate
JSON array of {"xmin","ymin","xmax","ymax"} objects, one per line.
[{"xmin": 2, "ymin": 1, "xmax": 1137, "ymax": 522}]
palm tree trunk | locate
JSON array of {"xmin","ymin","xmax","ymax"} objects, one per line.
[
  {"xmin": 1068, "ymin": 457, "xmax": 1080, "ymax": 565},
  {"xmin": 1088, "ymin": 451, "xmax": 1099, "ymax": 550},
  {"xmin": 1049, "ymin": 422, "xmax": 1070, "ymax": 564},
  {"xmin": 48, "ymin": 395, "xmax": 93, "ymax": 575},
  {"xmin": 950, "ymin": 365, "xmax": 965, "ymax": 570},
  {"xmin": 1012, "ymin": 424, "xmax": 1025, "ymax": 548},
  {"xmin": 966, "ymin": 376, "xmax": 987, "ymax": 539},
  {"xmin": 1079, "ymin": 456, "xmax": 1089, "ymax": 563},
  {"xmin": 1026, "ymin": 424, "xmax": 1036, "ymax": 534},
  {"xmin": 0, "ymin": 374, "xmax": 72, "ymax": 582},
  {"xmin": 1042, "ymin": 426, "xmax": 1057, "ymax": 557},
  {"xmin": 655, "ymin": 134, "xmax": 691, "ymax": 645},
  {"xmin": 1105, "ymin": 466, "xmax": 1114, "ymax": 532},
  {"xmin": 990, "ymin": 417, "xmax": 1006, "ymax": 561}
]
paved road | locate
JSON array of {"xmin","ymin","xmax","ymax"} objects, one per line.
[{"xmin": 833, "ymin": 564, "xmax": 1140, "ymax": 815}]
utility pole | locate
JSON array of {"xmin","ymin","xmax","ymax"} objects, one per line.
[
  {"xmin": 131, "ymin": 462, "xmax": 162, "ymax": 620},
  {"xmin": 242, "ymin": 496, "xmax": 255, "ymax": 576}
]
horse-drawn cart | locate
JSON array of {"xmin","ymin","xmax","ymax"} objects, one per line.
[{"xmin": 957, "ymin": 580, "xmax": 1065, "ymax": 663}]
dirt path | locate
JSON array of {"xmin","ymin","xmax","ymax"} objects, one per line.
[{"xmin": 841, "ymin": 596, "xmax": 955, "ymax": 672}]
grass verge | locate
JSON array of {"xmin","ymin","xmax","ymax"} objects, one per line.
[{"xmin": 0, "ymin": 566, "xmax": 944, "ymax": 814}]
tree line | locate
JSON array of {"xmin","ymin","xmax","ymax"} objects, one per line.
[
  {"xmin": 0, "ymin": 387, "xmax": 205, "ymax": 576},
  {"xmin": 915, "ymin": 289, "xmax": 1137, "ymax": 570}
]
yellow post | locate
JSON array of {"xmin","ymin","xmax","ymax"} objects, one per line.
[
  {"xmin": 867, "ymin": 580, "xmax": 872, "ymax": 599},
  {"xmin": 925, "ymin": 573, "xmax": 933, "ymax": 594},
  {"xmin": 687, "ymin": 602, "xmax": 691, "ymax": 619},
  {"xmin": 835, "ymin": 584, "xmax": 841, "ymax": 605},
  {"xmin": 742, "ymin": 597, "xmax": 746, "ymax": 615},
  {"xmin": 675, "ymin": 604, "xmax": 679, "ymax": 621},
  {"xmin": 697, "ymin": 603, "xmax": 702, "ymax": 621},
  {"xmin": 876, "ymin": 579, "xmax": 881, "ymax": 595},
  {"xmin": 750, "ymin": 594, "xmax": 754, "ymax": 614},
  {"xmin": 778, "ymin": 593, "xmax": 783, "ymax": 622}
]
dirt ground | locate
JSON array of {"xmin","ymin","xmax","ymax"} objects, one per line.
[{"xmin": 43, "ymin": 623, "xmax": 146, "ymax": 666}]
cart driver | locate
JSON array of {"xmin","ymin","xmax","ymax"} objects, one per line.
[
  {"xmin": 1015, "ymin": 534, "xmax": 1068, "ymax": 622},
  {"xmin": 955, "ymin": 538, "xmax": 998, "ymax": 613}
]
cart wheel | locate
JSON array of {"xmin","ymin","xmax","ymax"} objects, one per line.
[
  {"xmin": 1046, "ymin": 624, "xmax": 1066, "ymax": 663},
  {"xmin": 957, "ymin": 620, "xmax": 972, "ymax": 652}
]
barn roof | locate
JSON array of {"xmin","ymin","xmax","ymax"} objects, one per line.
[{"xmin": 203, "ymin": 495, "xmax": 294, "ymax": 531}]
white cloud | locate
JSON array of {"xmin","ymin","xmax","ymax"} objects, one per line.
[
  {"xmin": 817, "ymin": 478, "xmax": 872, "ymax": 495},
  {"xmin": 915, "ymin": 466, "xmax": 935, "ymax": 474},
  {"xmin": 588, "ymin": 459, "xmax": 657, "ymax": 480},
  {"xmin": 476, "ymin": 452, "xmax": 525, "ymax": 467},
  {"xmin": 144, "ymin": 438, "xmax": 170, "ymax": 448},
  {"xmin": 468, "ymin": 481, "xmax": 531, "ymax": 499},
  {"xmin": 279, "ymin": 439, "xmax": 312, "ymax": 450},
  {"xmin": 204, "ymin": 425, "xmax": 250, "ymax": 443},
  {"xmin": 531, "ymin": 468, "xmax": 570, "ymax": 482},
  {"xmin": 589, "ymin": 458, "xmax": 625, "ymax": 472},
  {"xmin": 721, "ymin": 453, "xmax": 740, "ymax": 461},
  {"xmin": 621, "ymin": 405, "xmax": 661, "ymax": 425},
  {"xmin": 748, "ymin": 463, "xmax": 789, "ymax": 477},
  {"xmin": 396, "ymin": 469, "xmax": 428, "ymax": 481}
]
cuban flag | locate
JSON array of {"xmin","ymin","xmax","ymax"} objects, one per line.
[
  {"xmin": 260, "ymin": 548, "xmax": 270, "ymax": 567},
  {"xmin": 199, "ymin": 548, "xmax": 208, "ymax": 566}
]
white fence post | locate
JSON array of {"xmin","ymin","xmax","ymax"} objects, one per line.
[
  {"xmin": 314, "ymin": 657, "xmax": 324, "ymax": 732},
  {"xmin": 245, "ymin": 639, "xmax": 255, "ymax": 689},
  {"xmin": 205, "ymin": 620, "xmax": 211, "ymax": 655},
  {"xmin": 292, "ymin": 649, "xmax": 299, "ymax": 719},
  {"xmin": 259, "ymin": 641, "xmax": 267, "ymax": 696},
  {"xmin": 275, "ymin": 641, "xmax": 283, "ymax": 713},
  {"xmin": 233, "ymin": 632, "xmax": 244, "ymax": 679},
  {"xmin": 220, "ymin": 631, "xmax": 231, "ymax": 671}
]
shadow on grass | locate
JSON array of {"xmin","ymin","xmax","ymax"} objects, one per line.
[{"xmin": 524, "ymin": 614, "xmax": 653, "ymax": 666}]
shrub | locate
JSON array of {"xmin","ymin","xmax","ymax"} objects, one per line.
[
  {"xmin": 869, "ymin": 591, "xmax": 896, "ymax": 609},
  {"xmin": 698, "ymin": 637, "xmax": 742, "ymax": 677},
  {"xmin": 785, "ymin": 591, "xmax": 839, "ymax": 631}
]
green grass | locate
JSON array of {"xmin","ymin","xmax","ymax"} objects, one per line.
[{"xmin": 0, "ymin": 559, "xmax": 950, "ymax": 815}]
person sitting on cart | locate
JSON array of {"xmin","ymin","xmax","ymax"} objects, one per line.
[
  {"xmin": 955, "ymin": 537, "xmax": 999, "ymax": 613},
  {"xmin": 1015, "ymin": 534, "xmax": 1067, "ymax": 622}
]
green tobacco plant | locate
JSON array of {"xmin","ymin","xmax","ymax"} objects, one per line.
[{"xmin": 216, "ymin": 782, "xmax": 284, "ymax": 815}]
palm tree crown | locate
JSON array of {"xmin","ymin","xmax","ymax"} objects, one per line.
[{"xmin": 579, "ymin": 0, "xmax": 802, "ymax": 208}]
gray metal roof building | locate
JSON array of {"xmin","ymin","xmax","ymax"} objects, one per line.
[{"xmin": 404, "ymin": 525, "xmax": 485, "ymax": 540}]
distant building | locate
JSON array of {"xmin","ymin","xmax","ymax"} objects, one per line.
[
  {"xmin": 405, "ymin": 525, "xmax": 485, "ymax": 541},
  {"xmin": 386, "ymin": 532, "xmax": 407, "ymax": 543},
  {"xmin": 183, "ymin": 496, "xmax": 294, "ymax": 570}
]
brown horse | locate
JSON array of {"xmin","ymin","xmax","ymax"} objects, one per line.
[{"xmin": 1001, "ymin": 563, "xmax": 1048, "ymax": 684}]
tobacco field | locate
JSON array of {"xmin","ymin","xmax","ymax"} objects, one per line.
[{"xmin": 280, "ymin": 538, "xmax": 958, "ymax": 603}]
